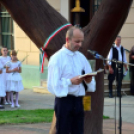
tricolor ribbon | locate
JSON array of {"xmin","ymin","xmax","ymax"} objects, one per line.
[{"xmin": 41, "ymin": 23, "xmax": 72, "ymax": 73}]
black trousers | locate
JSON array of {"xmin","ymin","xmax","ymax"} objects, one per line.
[
  {"xmin": 54, "ymin": 95, "xmax": 84, "ymax": 134},
  {"xmin": 108, "ymin": 73, "xmax": 123, "ymax": 95},
  {"xmin": 108, "ymin": 78, "xmax": 122, "ymax": 95},
  {"xmin": 130, "ymin": 79, "xmax": 134, "ymax": 94}
]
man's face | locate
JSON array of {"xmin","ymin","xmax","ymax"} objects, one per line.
[
  {"xmin": 67, "ymin": 30, "xmax": 84, "ymax": 52},
  {"xmin": 1, "ymin": 48, "xmax": 8, "ymax": 56},
  {"xmin": 115, "ymin": 37, "xmax": 121, "ymax": 46}
]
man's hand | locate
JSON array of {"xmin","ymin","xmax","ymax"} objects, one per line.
[
  {"xmin": 131, "ymin": 55, "xmax": 134, "ymax": 60},
  {"xmin": 125, "ymin": 67, "xmax": 128, "ymax": 71},
  {"xmin": 109, "ymin": 66, "xmax": 114, "ymax": 74},
  {"xmin": 84, "ymin": 76, "xmax": 92, "ymax": 83},
  {"xmin": 124, "ymin": 64, "xmax": 128, "ymax": 71},
  {"xmin": 71, "ymin": 76, "xmax": 84, "ymax": 85}
]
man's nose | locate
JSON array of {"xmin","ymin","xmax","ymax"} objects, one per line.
[{"xmin": 78, "ymin": 42, "xmax": 82, "ymax": 47}]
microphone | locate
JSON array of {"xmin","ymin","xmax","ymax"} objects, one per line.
[
  {"xmin": 87, "ymin": 50, "xmax": 104, "ymax": 59},
  {"xmin": 87, "ymin": 50, "xmax": 97, "ymax": 55}
]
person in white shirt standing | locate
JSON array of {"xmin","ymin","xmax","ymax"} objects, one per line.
[
  {"xmin": 107, "ymin": 36, "xmax": 128, "ymax": 98},
  {"xmin": 0, "ymin": 47, "xmax": 11, "ymax": 105},
  {"xmin": 0, "ymin": 59, "xmax": 6, "ymax": 109},
  {"xmin": 47, "ymin": 26, "xmax": 96, "ymax": 134}
]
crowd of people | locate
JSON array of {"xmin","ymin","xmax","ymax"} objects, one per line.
[
  {"xmin": 0, "ymin": 47, "xmax": 23, "ymax": 109},
  {"xmin": 47, "ymin": 27, "xmax": 134, "ymax": 133},
  {"xmin": 0, "ymin": 27, "xmax": 133, "ymax": 134}
]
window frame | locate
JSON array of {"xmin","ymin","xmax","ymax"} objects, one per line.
[
  {"xmin": 0, "ymin": 4, "xmax": 14, "ymax": 50},
  {"xmin": 69, "ymin": 0, "xmax": 102, "ymax": 26}
]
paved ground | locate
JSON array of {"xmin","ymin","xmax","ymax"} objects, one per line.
[
  {"xmin": 1, "ymin": 89, "xmax": 55, "ymax": 111},
  {"xmin": 0, "ymin": 89, "xmax": 134, "ymax": 134},
  {"xmin": 0, "ymin": 120, "xmax": 134, "ymax": 134},
  {"xmin": 103, "ymin": 119, "xmax": 134, "ymax": 134},
  {"xmin": 104, "ymin": 95, "xmax": 134, "ymax": 124}
]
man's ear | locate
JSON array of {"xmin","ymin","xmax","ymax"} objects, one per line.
[{"xmin": 66, "ymin": 37, "xmax": 69, "ymax": 43}]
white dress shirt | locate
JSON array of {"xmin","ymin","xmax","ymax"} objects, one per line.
[
  {"xmin": 47, "ymin": 47, "xmax": 96, "ymax": 97},
  {"xmin": 107, "ymin": 44, "xmax": 127, "ymax": 65}
]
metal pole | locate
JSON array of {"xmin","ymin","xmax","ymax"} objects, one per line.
[
  {"xmin": 117, "ymin": 65, "xmax": 122, "ymax": 134},
  {"xmin": 75, "ymin": 12, "xmax": 80, "ymax": 24}
]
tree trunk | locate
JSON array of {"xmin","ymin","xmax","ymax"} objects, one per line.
[
  {"xmin": 80, "ymin": 0, "xmax": 133, "ymax": 133},
  {"xmin": 0, "ymin": 0, "xmax": 132, "ymax": 134},
  {"xmin": 0, "ymin": 0, "xmax": 68, "ymax": 58}
]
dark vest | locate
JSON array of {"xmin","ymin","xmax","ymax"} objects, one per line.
[
  {"xmin": 111, "ymin": 46, "xmax": 124, "ymax": 70},
  {"xmin": 108, "ymin": 46, "xmax": 124, "ymax": 81}
]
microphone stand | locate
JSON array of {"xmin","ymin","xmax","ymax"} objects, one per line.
[
  {"xmin": 98, "ymin": 56, "xmax": 122, "ymax": 134},
  {"xmin": 88, "ymin": 51, "xmax": 134, "ymax": 134},
  {"xmin": 116, "ymin": 61, "xmax": 122, "ymax": 134},
  {"xmin": 105, "ymin": 58, "xmax": 134, "ymax": 134}
]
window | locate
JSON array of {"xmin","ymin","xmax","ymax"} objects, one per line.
[
  {"xmin": 69, "ymin": 0, "xmax": 102, "ymax": 27},
  {"xmin": 0, "ymin": 4, "xmax": 14, "ymax": 50},
  {"xmin": 70, "ymin": 0, "xmax": 90, "ymax": 27},
  {"xmin": 93, "ymin": 0, "xmax": 102, "ymax": 13}
]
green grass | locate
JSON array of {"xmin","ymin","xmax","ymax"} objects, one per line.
[
  {"xmin": 0, "ymin": 109, "xmax": 54, "ymax": 125},
  {"xmin": 0, "ymin": 109, "xmax": 109, "ymax": 125},
  {"xmin": 103, "ymin": 115, "xmax": 109, "ymax": 119}
]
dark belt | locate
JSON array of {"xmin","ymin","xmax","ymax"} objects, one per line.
[{"xmin": 67, "ymin": 94, "xmax": 83, "ymax": 98}]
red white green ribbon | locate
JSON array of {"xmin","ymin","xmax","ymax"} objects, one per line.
[{"xmin": 41, "ymin": 23, "xmax": 72, "ymax": 73}]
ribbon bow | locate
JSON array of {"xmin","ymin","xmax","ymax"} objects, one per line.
[{"xmin": 40, "ymin": 23, "xmax": 72, "ymax": 73}]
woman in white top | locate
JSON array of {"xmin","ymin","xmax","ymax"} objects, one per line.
[
  {"xmin": 6, "ymin": 50, "xmax": 24, "ymax": 108},
  {"xmin": 0, "ymin": 60, "xmax": 6, "ymax": 109},
  {"xmin": 0, "ymin": 47, "xmax": 11, "ymax": 105}
]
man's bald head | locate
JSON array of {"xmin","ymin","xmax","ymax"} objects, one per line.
[{"xmin": 66, "ymin": 26, "xmax": 84, "ymax": 40}]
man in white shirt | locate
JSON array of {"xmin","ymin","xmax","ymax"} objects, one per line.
[
  {"xmin": 107, "ymin": 36, "xmax": 128, "ymax": 98},
  {"xmin": 47, "ymin": 26, "xmax": 96, "ymax": 134}
]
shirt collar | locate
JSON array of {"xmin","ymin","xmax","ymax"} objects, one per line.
[
  {"xmin": 62, "ymin": 46, "xmax": 77, "ymax": 56},
  {"xmin": 114, "ymin": 44, "xmax": 121, "ymax": 49}
]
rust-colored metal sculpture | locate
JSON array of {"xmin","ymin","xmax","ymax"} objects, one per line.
[{"xmin": 0, "ymin": 0, "xmax": 132, "ymax": 133}]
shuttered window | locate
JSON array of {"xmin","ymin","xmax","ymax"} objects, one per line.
[
  {"xmin": 93, "ymin": 0, "xmax": 102, "ymax": 13},
  {"xmin": 0, "ymin": 4, "xmax": 14, "ymax": 50}
]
